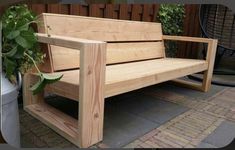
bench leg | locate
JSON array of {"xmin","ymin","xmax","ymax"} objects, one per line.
[
  {"xmin": 23, "ymin": 73, "xmax": 44, "ymax": 108},
  {"xmin": 78, "ymin": 43, "xmax": 106, "ymax": 148},
  {"xmin": 172, "ymin": 40, "xmax": 217, "ymax": 92},
  {"xmin": 23, "ymin": 73, "xmax": 80, "ymax": 147},
  {"xmin": 201, "ymin": 40, "xmax": 217, "ymax": 92},
  {"xmin": 171, "ymin": 70, "xmax": 213, "ymax": 92}
]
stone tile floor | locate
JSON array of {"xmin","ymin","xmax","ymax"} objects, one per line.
[{"xmin": 19, "ymin": 81, "xmax": 235, "ymax": 148}]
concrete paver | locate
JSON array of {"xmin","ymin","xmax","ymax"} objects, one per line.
[{"xmin": 19, "ymin": 82, "xmax": 235, "ymax": 148}]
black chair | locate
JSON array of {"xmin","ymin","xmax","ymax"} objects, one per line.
[{"xmin": 199, "ymin": 4, "xmax": 235, "ymax": 75}]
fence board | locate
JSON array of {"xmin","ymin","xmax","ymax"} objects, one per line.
[{"xmin": 178, "ymin": 5, "xmax": 201, "ymax": 58}]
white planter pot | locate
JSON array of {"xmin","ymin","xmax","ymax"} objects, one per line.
[{"xmin": 1, "ymin": 72, "xmax": 21, "ymax": 148}]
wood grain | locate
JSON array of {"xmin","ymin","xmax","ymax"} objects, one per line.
[
  {"xmin": 36, "ymin": 33, "xmax": 105, "ymax": 50},
  {"xmin": 78, "ymin": 43, "xmax": 106, "ymax": 148},
  {"xmin": 163, "ymin": 35, "xmax": 218, "ymax": 92},
  {"xmin": 42, "ymin": 13, "xmax": 163, "ymax": 42},
  {"xmin": 25, "ymin": 103, "xmax": 79, "ymax": 146},
  {"xmin": 23, "ymin": 13, "xmax": 218, "ymax": 148},
  {"xmin": 37, "ymin": 13, "xmax": 163, "ymax": 72},
  {"xmin": 163, "ymin": 35, "xmax": 215, "ymax": 43},
  {"xmin": 50, "ymin": 42, "xmax": 165, "ymax": 71},
  {"xmin": 202, "ymin": 39, "xmax": 218, "ymax": 92},
  {"xmin": 44, "ymin": 58, "xmax": 208, "ymax": 101},
  {"xmin": 23, "ymin": 73, "xmax": 44, "ymax": 108}
]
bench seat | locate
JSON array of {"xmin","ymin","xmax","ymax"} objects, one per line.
[{"xmin": 45, "ymin": 58, "xmax": 208, "ymax": 100}]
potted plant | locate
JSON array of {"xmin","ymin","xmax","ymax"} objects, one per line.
[
  {"xmin": 1, "ymin": 4, "xmax": 62, "ymax": 94},
  {"xmin": 1, "ymin": 4, "xmax": 62, "ymax": 147}
]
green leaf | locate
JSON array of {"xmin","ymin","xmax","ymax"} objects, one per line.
[
  {"xmin": 4, "ymin": 57, "xmax": 16, "ymax": 78},
  {"xmin": 20, "ymin": 30, "xmax": 37, "ymax": 44},
  {"xmin": 29, "ymin": 73, "xmax": 63, "ymax": 95},
  {"xmin": 6, "ymin": 30, "xmax": 20, "ymax": 39},
  {"xmin": 18, "ymin": 24, "xmax": 29, "ymax": 31},
  {"xmin": 2, "ymin": 4, "xmax": 61, "ymax": 95},
  {"xmin": 42, "ymin": 73, "xmax": 63, "ymax": 84},
  {"xmin": 4, "ymin": 46, "xmax": 18, "ymax": 57},
  {"xmin": 29, "ymin": 74, "xmax": 45, "ymax": 95},
  {"xmin": 14, "ymin": 46, "xmax": 25, "ymax": 59},
  {"xmin": 17, "ymin": 19, "xmax": 29, "ymax": 31},
  {"xmin": 15, "ymin": 35, "xmax": 31, "ymax": 48}
]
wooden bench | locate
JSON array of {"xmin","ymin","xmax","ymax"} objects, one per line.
[{"xmin": 23, "ymin": 13, "xmax": 218, "ymax": 148}]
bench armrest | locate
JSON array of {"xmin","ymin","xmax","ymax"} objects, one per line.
[
  {"xmin": 162, "ymin": 35, "xmax": 217, "ymax": 44},
  {"xmin": 162, "ymin": 35, "xmax": 218, "ymax": 62},
  {"xmin": 163, "ymin": 35, "xmax": 218, "ymax": 92},
  {"xmin": 36, "ymin": 33, "xmax": 106, "ymax": 50}
]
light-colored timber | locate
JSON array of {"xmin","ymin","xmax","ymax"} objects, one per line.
[
  {"xmin": 49, "ymin": 42, "xmax": 165, "ymax": 71},
  {"xmin": 44, "ymin": 58, "xmax": 208, "ymax": 101},
  {"xmin": 24, "ymin": 103, "xmax": 79, "ymax": 146},
  {"xmin": 39, "ymin": 13, "xmax": 163, "ymax": 42},
  {"xmin": 23, "ymin": 13, "xmax": 218, "ymax": 148},
  {"xmin": 162, "ymin": 35, "xmax": 218, "ymax": 92}
]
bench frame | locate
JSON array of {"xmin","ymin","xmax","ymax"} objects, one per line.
[
  {"xmin": 163, "ymin": 35, "xmax": 218, "ymax": 92},
  {"xmin": 23, "ymin": 32, "xmax": 217, "ymax": 147}
]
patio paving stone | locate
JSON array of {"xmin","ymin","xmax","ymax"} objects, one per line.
[
  {"xmin": 125, "ymin": 109, "xmax": 224, "ymax": 148},
  {"xmin": 20, "ymin": 132, "xmax": 47, "ymax": 148},
  {"xmin": 44, "ymin": 94, "xmax": 160, "ymax": 148},
  {"xmin": 101, "ymin": 105, "xmax": 160, "ymax": 148},
  {"xmin": 153, "ymin": 81, "xmax": 226, "ymax": 100},
  {"xmin": 202, "ymin": 120, "xmax": 235, "ymax": 148},
  {"xmin": 197, "ymin": 142, "xmax": 218, "ymax": 148},
  {"xmin": 18, "ymin": 82, "xmax": 235, "ymax": 148},
  {"xmin": 111, "ymin": 94, "xmax": 189, "ymax": 124}
]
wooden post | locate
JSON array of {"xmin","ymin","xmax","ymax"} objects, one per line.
[
  {"xmin": 78, "ymin": 43, "xmax": 107, "ymax": 148},
  {"xmin": 23, "ymin": 73, "xmax": 44, "ymax": 109},
  {"xmin": 202, "ymin": 39, "xmax": 218, "ymax": 92}
]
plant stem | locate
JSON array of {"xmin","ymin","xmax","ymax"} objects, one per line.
[{"xmin": 24, "ymin": 52, "xmax": 41, "ymax": 75}]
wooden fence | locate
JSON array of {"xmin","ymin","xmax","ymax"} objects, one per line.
[{"xmin": 0, "ymin": 4, "xmax": 201, "ymax": 58}]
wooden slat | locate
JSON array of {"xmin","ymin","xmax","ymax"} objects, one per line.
[
  {"xmin": 178, "ymin": 5, "xmax": 202, "ymax": 58},
  {"xmin": 36, "ymin": 32, "xmax": 105, "ymax": 72},
  {"xmin": 36, "ymin": 33, "xmax": 105, "ymax": 49},
  {"xmin": 44, "ymin": 58, "xmax": 208, "ymax": 101},
  {"xmin": 47, "ymin": 4, "xmax": 61, "ymax": 14},
  {"xmin": 131, "ymin": 5, "xmax": 142, "ymax": 21},
  {"xmin": 50, "ymin": 42, "xmax": 165, "ymax": 71},
  {"xmin": 142, "ymin": 4, "xmax": 152, "ymax": 22},
  {"xmin": 171, "ymin": 79, "xmax": 204, "ymax": 91},
  {"xmin": 106, "ymin": 42, "xmax": 165, "ymax": 64},
  {"xmin": 30, "ymin": 4, "xmax": 47, "ymax": 15},
  {"xmin": 37, "ymin": 15, "xmax": 54, "ymax": 73},
  {"xmin": 23, "ymin": 73, "xmax": 44, "ymax": 107},
  {"xmin": 79, "ymin": 5, "xmax": 89, "ymax": 16},
  {"xmin": 25, "ymin": 103, "xmax": 79, "ymax": 146},
  {"xmin": 50, "ymin": 46, "xmax": 80, "ymax": 71},
  {"xmin": 70, "ymin": 4, "xmax": 80, "ymax": 15},
  {"xmin": 163, "ymin": 35, "xmax": 214, "ymax": 43},
  {"xmin": 119, "ymin": 4, "xmax": 129, "ymax": 20},
  {"xmin": 42, "ymin": 13, "xmax": 163, "ymax": 42}
]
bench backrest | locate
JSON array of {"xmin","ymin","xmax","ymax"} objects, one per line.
[{"xmin": 38, "ymin": 13, "xmax": 165, "ymax": 72}]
